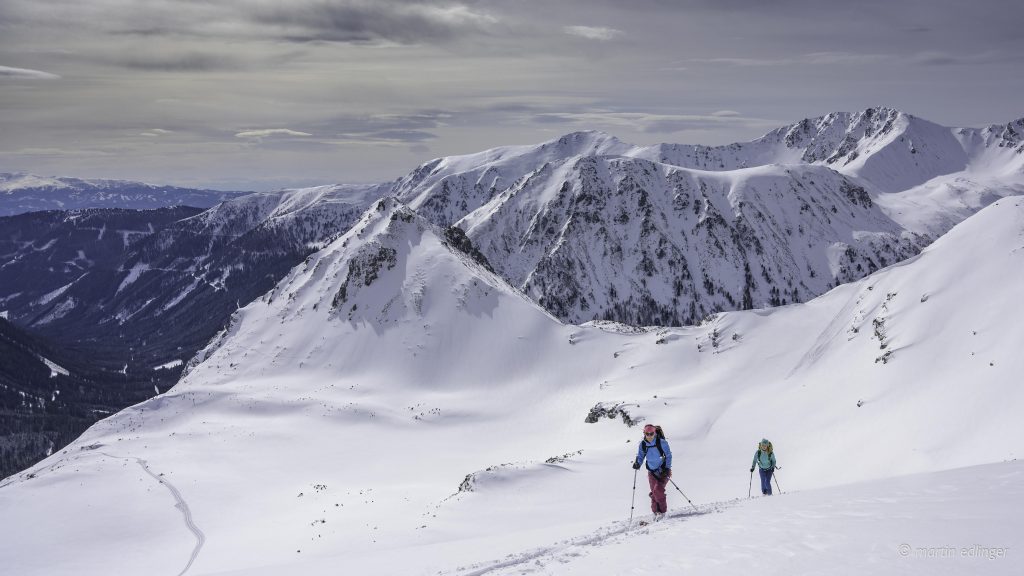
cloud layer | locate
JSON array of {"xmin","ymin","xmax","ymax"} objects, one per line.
[
  {"xmin": 1, "ymin": 0, "xmax": 1021, "ymax": 190},
  {"xmin": 563, "ymin": 26, "xmax": 623, "ymax": 41},
  {"xmin": 0, "ymin": 65, "xmax": 60, "ymax": 79}
]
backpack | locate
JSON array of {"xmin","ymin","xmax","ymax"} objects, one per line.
[{"xmin": 640, "ymin": 425, "xmax": 667, "ymax": 459}]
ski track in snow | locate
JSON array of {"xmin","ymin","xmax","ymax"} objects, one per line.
[
  {"xmin": 101, "ymin": 452, "xmax": 205, "ymax": 576},
  {"xmin": 442, "ymin": 504, "xmax": 723, "ymax": 576}
]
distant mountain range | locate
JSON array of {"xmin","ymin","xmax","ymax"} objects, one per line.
[{"xmin": 0, "ymin": 173, "xmax": 250, "ymax": 216}]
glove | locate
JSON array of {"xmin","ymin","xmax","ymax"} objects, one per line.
[
  {"xmin": 749, "ymin": 467, "xmax": 754, "ymax": 473},
  {"xmin": 632, "ymin": 461, "xmax": 641, "ymax": 470},
  {"xmin": 662, "ymin": 468, "xmax": 672, "ymax": 478}
]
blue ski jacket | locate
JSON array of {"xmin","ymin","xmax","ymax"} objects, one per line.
[{"xmin": 635, "ymin": 436, "xmax": 672, "ymax": 472}]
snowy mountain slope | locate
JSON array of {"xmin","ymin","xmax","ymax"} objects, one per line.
[
  {"xmin": 392, "ymin": 109, "xmax": 1024, "ymax": 327},
  {"xmin": 638, "ymin": 108, "xmax": 1020, "ymax": 193},
  {"xmin": 0, "ymin": 207, "xmax": 203, "ymax": 325},
  {"xmin": 1, "ymin": 197, "xmax": 1021, "ymax": 575},
  {"xmin": 0, "ymin": 172, "xmax": 250, "ymax": 216},
  {"xmin": 174, "ymin": 183, "xmax": 392, "ymax": 249},
  {"xmin": 396, "ymin": 108, "xmax": 1023, "ymax": 221},
  {"xmin": 642, "ymin": 109, "xmax": 1024, "ymax": 237},
  {"xmin": 458, "ymin": 156, "xmax": 923, "ymax": 325},
  {"xmin": 5, "ymin": 184, "xmax": 391, "ymax": 378},
  {"xmin": 440, "ymin": 461, "xmax": 1023, "ymax": 576},
  {"xmin": 955, "ymin": 117, "xmax": 1024, "ymax": 176},
  {"xmin": 0, "ymin": 208, "xmax": 205, "ymax": 478},
  {"xmin": 873, "ymin": 170, "xmax": 1024, "ymax": 237},
  {"xmin": 393, "ymin": 130, "xmax": 637, "ymax": 225},
  {"xmin": 874, "ymin": 118, "xmax": 1024, "ymax": 237},
  {"xmin": 0, "ymin": 186, "xmax": 388, "ymax": 479}
]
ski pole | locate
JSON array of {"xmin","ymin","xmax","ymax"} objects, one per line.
[
  {"xmin": 668, "ymin": 478, "xmax": 699, "ymax": 513},
  {"xmin": 748, "ymin": 469, "xmax": 753, "ymax": 498},
  {"xmin": 773, "ymin": 471, "xmax": 783, "ymax": 494},
  {"xmin": 629, "ymin": 468, "xmax": 638, "ymax": 526}
]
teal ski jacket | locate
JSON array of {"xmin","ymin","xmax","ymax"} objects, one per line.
[{"xmin": 752, "ymin": 449, "xmax": 776, "ymax": 470}]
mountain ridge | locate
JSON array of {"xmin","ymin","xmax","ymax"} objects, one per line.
[
  {"xmin": 0, "ymin": 172, "xmax": 252, "ymax": 216},
  {"xmin": 391, "ymin": 107, "xmax": 1022, "ymax": 326}
]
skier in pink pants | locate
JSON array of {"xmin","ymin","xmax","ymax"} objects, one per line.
[{"xmin": 632, "ymin": 424, "xmax": 673, "ymax": 520}]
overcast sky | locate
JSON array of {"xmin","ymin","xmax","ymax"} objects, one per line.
[{"xmin": 1, "ymin": 0, "xmax": 1022, "ymax": 190}]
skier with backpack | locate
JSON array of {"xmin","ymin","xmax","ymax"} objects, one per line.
[
  {"xmin": 632, "ymin": 424, "xmax": 672, "ymax": 520},
  {"xmin": 750, "ymin": 438, "xmax": 778, "ymax": 495}
]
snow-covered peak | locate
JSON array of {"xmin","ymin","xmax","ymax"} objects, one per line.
[
  {"xmin": 176, "ymin": 183, "xmax": 391, "ymax": 241},
  {"xmin": 952, "ymin": 117, "xmax": 1024, "ymax": 176},
  {"xmin": 397, "ymin": 109, "xmax": 1022, "ymax": 231},
  {"xmin": 387, "ymin": 110, "xmax": 1022, "ymax": 328},
  {"xmin": 539, "ymin": 129, "xmax": 633, "ymax": 156},
  {"xmin": 393, "ymin": 130, "xmax": 638, "ymax": 225},
  {"xmin": 428, "ymin": 130, "xmax": 632, "ymax": 174},
  {"xmin": 453, "ymin": 153, "xmax": 925, "ymax": 325},
  {"xmin": 634, "ymin": 107, "xmax": 971, "ymax": 192},
  {"xmin": 183, "ymin": 195, "xmax": 558, "ymax": 393},
  {"xmin": 776, "ymin": 107, "xmax": 968, "ymax": 191}
]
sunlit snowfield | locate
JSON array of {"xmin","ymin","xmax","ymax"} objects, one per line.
[{"xmin": 3, "ymin": 196, "xmax": 1021, "ymax": 575}]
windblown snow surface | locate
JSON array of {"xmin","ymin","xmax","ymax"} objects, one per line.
[{"xmin": 1, "ymin": 197, "xmax": 1022, "ymax": 575}]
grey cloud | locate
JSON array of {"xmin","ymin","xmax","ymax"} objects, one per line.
[
  {"xmin": 641, "ymin": 118, "xmax": 741, "ymax": 133},
  {"xmin": 355, "ymin": 129, "xmax": 438, "ymax": 143},
  {"xmin": 0, "ymin": 1, "xmax": 499, "ymax": 46},
  {"xmin": 532, "ymin": 114, "xmax": 575, "ymax": 125},
  {"xmin": 278, "ymin": 112, "xmax": 443, "ymax": 144},
  {"xmin": 482, "ymin": 103, "xmax": 545, "ymax": 114},
  {"xmin": 3, "ymin": 0, "xmax": 1023, "ymax": 190},
  {"xmin": 116, "ymin": 52, "xmax": 246, "ymax": 72},
  {"xmin": 236, "ymin": 129, "xmax": 313, "ymax": 139},
  {"xmin": 239, "ymin": 138, "xmax": 340, "ymax": 153},
  {"xmin": 695, "ymin": 52, "xmax": 888, "ymax": 68},
  {"xmin": 107, "ymin": 26, "xmax": 191, "ymax": 38},
  {"xmin": 0, "ymin": 65, "xmax": 60, "ymax": 79},
  {"xmin": 910, "ymin": 52, "xmax": 961, "ymax": 66},
  {"xmin": 906, "ymin": 51, "xmax": 1024, "ymax": 67},
  {"xmin": 696, "ymin": 57, "xmax": 789, "ymax": 67},
  {"xmin": 307, "ymin": 111, "xmax": 449, "ymax": 136},
  {"xmin": 33, "ymin": 42, "xmax": 249, "ymax": 72},
  {"xmin": 563, "ymin": 26, "xmax": 623, "ymax": 41},
  {"xmin": 249, "ymin": 1, "xmax": 498, "ymax": 45},
  {"xmin": 802, "ymin": 52, "xmax": 888, "ymax": 65},
  {"xmin": 523, "ymin": 109, "xmax": 778, "ymax": 136}
]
